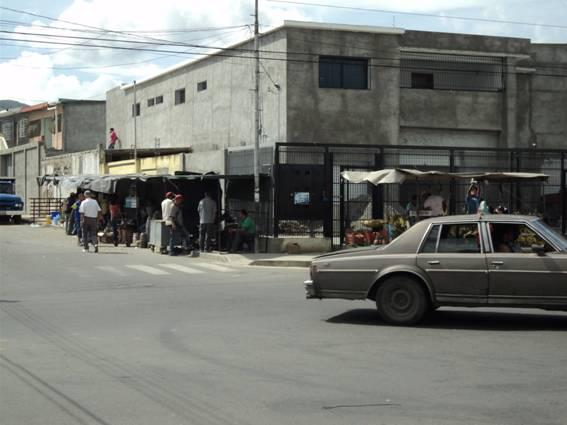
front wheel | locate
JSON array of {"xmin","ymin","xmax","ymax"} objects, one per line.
[{"xmin": 376, "ymin": 276, "xmax": 429, "ymax": 325}]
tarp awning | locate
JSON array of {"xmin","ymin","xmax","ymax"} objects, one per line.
[{"xmin": 340, "ymin": 169, "xmax": 549, "ymax": 185}]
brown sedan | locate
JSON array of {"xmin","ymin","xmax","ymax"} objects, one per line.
[{"xmin": 305, "ymin": 215, "xmax": 567, "ymax": 325}]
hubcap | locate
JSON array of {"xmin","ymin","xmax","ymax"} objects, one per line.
[{"xmin": 391, "ymin": 289, "xmax": 411, "ymax": 311}]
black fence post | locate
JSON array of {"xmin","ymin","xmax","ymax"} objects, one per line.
[
  {"xmin": 372, "ymin": 150, "xmax": 384, "ymax": 219},
  {"xmin": 323, "ymin": 147, "xmax": 332, "ymax": 238},
  {"xmin": 449, "ymin": 149, "xmax": 456, "ymax": 215},
  {"xmin": 339, "ymin": 166, "xmax": 345, "ymax": 248},
  {"xmin": 561, "ymin": 151, "xmax": 566, "ymax": 235},
  {"xmin": 273, "ymin": 143, "xmax": 280, "ymax": 238}
]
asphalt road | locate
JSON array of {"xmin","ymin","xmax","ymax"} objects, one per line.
[{"xmin": 1, "ymin": 224, "xmax": 567, "ymax": 425}]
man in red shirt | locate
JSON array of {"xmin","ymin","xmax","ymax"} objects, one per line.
[{"xmin": 108, "ymin": 128, "xmax": 118, "ymax": 150}]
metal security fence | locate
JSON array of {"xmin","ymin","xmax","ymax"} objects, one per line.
[{"xmin": 274, "ymin": 143, "xmax": 566, "ymax": 249}]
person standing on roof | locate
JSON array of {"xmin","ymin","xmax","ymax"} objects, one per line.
[
  {"xmin": 108, "ymin": 128, "xmax": 119, "ymax": 150},
  {"xmin": 198, "ymin": 192, "xmax": 217, "ymax": 252},
  {"xmin": 79, "ymin": 190, "xmax": 102, "ymax": 253}
]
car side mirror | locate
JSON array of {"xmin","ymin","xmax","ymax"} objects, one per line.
[{"xmin": 531, "ymin": 244, "xmax": 546, "ymax": 256}]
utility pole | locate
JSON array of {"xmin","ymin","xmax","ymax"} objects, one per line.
[
  {"xmin": 133, "ymin": 80, "xmax": 138, "ymax": 171},
  {"xmin": 253, "ymin": 0, "xmax": 260, "ymax": 253}
]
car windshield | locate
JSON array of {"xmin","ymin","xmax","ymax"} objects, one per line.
[
  {"xmin": 0, "ymin": 181, "xmax": 14, "ymax": 194},
  {"xmin": 532, "ymin": 220, "xmax": 567, "ymax": 251}
]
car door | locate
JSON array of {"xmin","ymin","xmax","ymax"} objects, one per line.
[
  {"xmin": 416, "ymin": 222, "xmax": 489, "ymax": 304},
  {"xmin": 485, "ymin": 221, "xmax": 567, "ymax": 306}
]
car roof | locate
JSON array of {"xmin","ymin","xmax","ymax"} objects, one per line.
[{"xmin": 422, "ymin": 214, "xmax": 539, "ymax": 224}]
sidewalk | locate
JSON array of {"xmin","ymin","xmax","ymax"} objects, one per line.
[{"xmin": 198, "ymin": 251, "xmax": 320, "ymax": 267}]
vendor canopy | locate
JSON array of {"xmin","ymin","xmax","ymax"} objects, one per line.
[{"xmin": 340, "ymin": 169, "xmax": 549, "ymax": 185}]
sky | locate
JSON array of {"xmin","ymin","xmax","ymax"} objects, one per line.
[{"xmin": 0, "ymin": 0, "xmax": 566, "ymax": 105}]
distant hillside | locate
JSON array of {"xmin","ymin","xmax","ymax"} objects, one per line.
[{"xmin": 0, "ymin": 100, "xmax": 28, "ymax": 110}]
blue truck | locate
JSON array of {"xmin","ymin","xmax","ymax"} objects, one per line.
[{"xmin": 0, "ymin": 177, "xmax": 24, "ymax": 223}]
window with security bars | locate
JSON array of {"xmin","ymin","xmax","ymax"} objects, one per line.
[
  {"xmin": 175, "ymin": 88, "xmax": 185, "ymax": 105},
  {"xmin": 401, "ymin": 52, "xmax": 504, "ymax": 92}
]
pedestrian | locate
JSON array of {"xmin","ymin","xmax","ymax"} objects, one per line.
[
  {"xmin": 405, "ymin": 195, "xmax": 417, "ymax": 225},
  {"xmin": 465, "ymin": 184, "xmax": 481, "ymax": 214},
  {"xmin": 197, "ymin": 192, "xmax": 217, "ymax": 252},
  {"xmin": 108, "ymin": 128, "xmax": 119, "ymax": 150},
  {"xmin": 161, "ymin": 192, "xmax": 175, "ymax": 223},
  {"xmin": 168, "ymin": 194, "xmax": 190, "ymax": 256},
  {"xmin": 230, "ymin": 209, "xmax": 256, "ymax": 252},
  {"xmin": 109, "ymin": 198, "xmax": 121, "ymax": 247},
  {"xmin": 423, "ymin": 191, "xmax": 446, "ymax": 217},
  {"xmin": 73, "ymin": 192, "xmax": 85, "ymax": 243},
  {"xmin": 79, "ymin": 190, "xmax": 102, "ymax": 253},
  {"xmin": 64, "ymin": 192, "xmax": 77, "ymax": 235}
]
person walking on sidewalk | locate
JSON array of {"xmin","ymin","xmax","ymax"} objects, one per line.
[
  {"xmin": 79, "ymin": 190, "xmax": 102, "ymax": 253},
  {"xmin": 161, "ymin": 192, "xmax": 175, "ymax": 222},
  {"xmin": 74, "ymin": 193, "xmax": 85, "ymax": 245},
  {"xmin": 197, "ymin": 192, "xmax": 217, "ymax": 252}
]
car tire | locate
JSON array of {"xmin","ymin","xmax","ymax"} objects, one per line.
[{"xmin": 376, "ymin": 276, "xmax": 428, "ymax": 325}]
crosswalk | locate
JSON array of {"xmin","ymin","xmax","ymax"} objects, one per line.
[{"xmin": 93, "ymin": 262, "xmax": 239, "ymax": 277}]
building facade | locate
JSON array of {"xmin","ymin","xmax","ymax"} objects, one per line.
[
  {"xmin": 0, "ymin": 99, "xmax": 106, "ymax": 213},
  {"xmin": 105, "ymin": 20, "xmax": 566, "ymax": 172}
]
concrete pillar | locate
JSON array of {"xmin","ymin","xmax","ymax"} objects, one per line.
[{"xmin": 504, "ymin": 57, "xmax": 518, "ymax": 149}]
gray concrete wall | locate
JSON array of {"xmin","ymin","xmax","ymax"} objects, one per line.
[
  {"xmin": 286, "ymin": 28, "xmax": 401, "ymax": 145},
  {"xmin": 42, "ymin": 148, "xmax": 101, "ymax": 176},
  {"xmin": 401, "ymin": 31, "xmax": 531, "ymax": 55},
  {"xmin": 63, "ymin": 102, "xmax": 106, "ymax": 152},
  {"xmin": 529, "ymin": 44, "xmax": 567, "ymax": 150},
  {"xmin": 105, "ymin": 31, "xmax": 287, "ymax": 162},
  {"xmin": 2, "ymin": 142, "xmax": 42, "ymax": 214},
  {"xmin": 400, "ymin": 90, "xmax": 502, "ymax": 131}
]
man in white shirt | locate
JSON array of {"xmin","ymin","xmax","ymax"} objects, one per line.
[
  {"xmin": 161, "ymin": 192, "xmax": 175, "ymax": 225},
  {"xmin": 423, "ymin": 192, "xmax": 447, "ymax": 217},
  {"xmin": 79, "ymin": 190, "xmax": 102, "ymax": 252}
]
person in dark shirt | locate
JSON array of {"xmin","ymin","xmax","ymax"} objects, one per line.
[{"xmin": 168, "ymin": 195, "xmax": 190, "ymax": 255}]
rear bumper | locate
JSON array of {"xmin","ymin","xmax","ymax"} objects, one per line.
[
  {"xmin": 0, "ymin": 209, "xmax": 23, "ymax": 216},
  {"xmin": 304, "ymin": 280, "xmax": 318, "ymax": 299}
]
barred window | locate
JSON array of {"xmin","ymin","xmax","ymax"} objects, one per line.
[
  {"xmin": 401, "ymin": 52, "xmax": 504, "ymax": 92},
  {"xmin": 197, "ymin": 81, "xmax": 207, "ymax": 92},
  {"xmin": 175, "ymin": 88, "xmax": 185, "ymax": 105},
  {"xmin": 155, "ymin": 95, "xmax": 163, "ymax": 104},
  {"xmin": 147, "ymin": 98, "xmax": 155, "ymax": 107}
]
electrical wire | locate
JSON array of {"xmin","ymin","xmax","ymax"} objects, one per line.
[
  {"xmin": 266, "ymin": 0, "xmax": 567, "ymax": 31},
  {"xmin": 2, "ymin": 34, "xmax": 566, "ymax": 79}
]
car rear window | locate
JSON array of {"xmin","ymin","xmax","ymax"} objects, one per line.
[{"xmin": 421, "ymin": 225, "xmax": 440, "ymax": 253}]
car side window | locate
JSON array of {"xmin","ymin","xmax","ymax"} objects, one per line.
[
  {"xmin": 437, "ymin": 223, "xmax": 481, "ymax": 254},
  {"xmin": 421, "ymin": 225, "xmax": 440, "ymax": 253},
  {"xmin": 490, "ymin": 223, "xmax": 554, "ymax": 253}
]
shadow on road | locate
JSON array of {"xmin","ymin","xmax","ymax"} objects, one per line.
[{"xmin": 326, "ymin": 308, "xmax": 567, "ymax": 331}]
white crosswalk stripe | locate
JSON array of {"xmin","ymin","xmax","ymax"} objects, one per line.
[
  {"xmin": 125, "ymin": 265, "xmax": 171, "ymax": 275},
  {"xmin": 194, "ymin": 263, "xmax": 236, "ymax": 273},
  {"xmin": 158, "ymin": 264, "xmax": 205, "ymax": 274},
  {"xmin": 95, "ymin": 265, "xmax": 130, "ymax": 276}
]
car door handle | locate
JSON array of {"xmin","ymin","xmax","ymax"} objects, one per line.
[
  {"xmin": 491, "ymin": 261, "xmax": 504, "ymax": 266},
  {"xmin": 427, "ymin": 260, "xmax": 440, "ymax": 265}
]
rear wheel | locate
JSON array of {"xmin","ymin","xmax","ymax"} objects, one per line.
[{"xmin": 376, "ymin": 276, "xmax": 428, "ymax": 325}]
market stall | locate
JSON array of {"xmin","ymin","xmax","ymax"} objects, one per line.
[{"xmin": 339, "ymin": 168, "xmax": 549, "ymax": 247}]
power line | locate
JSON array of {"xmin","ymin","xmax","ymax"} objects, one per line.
[
  {"xmin": 2, "ymin": 35, "xmax": 566, "ymax": 79},
  {"xmin": 267, "ymin": 0, "xmax": 567, "ymax": 30}
]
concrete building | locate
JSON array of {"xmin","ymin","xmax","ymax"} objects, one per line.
[
  {"xmin": 0, "ymin": 99, "xmax": 106, "ymax": 213},
  {"xmin": 106, "ymin": 20, "xmax": 566, "ymax": 174}
]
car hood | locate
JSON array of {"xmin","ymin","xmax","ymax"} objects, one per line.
[
  {"xmin": 313, "ymin": 245, "xmax": 387, "ymax": 261},
  {"xmin": 0, "ymin": 193, "xmax": 22, "ymax": 203}
]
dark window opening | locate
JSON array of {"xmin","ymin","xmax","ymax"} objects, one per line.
[
  {"xmin": 319, "ymin": 56, "xmax": 368, "ymax": 89},
  {"xmin": 56, "ymin": 114, "xmax": 62, "ymax": 133},
  {"xmin": 411, "ymin": 72, "xmax": 434, "ymax": 89},
  {"xmin": 175, "ymin": 88, "xmax": 185, "ymax": 105},
  {"xmin": 28, "ymin": 120, "xmax": 41, "ymax": 138},
  {"xmin": 155, "ymin": 95, "xmax": 163, "ymax": 104},
  {"xmin": 132, "ymin": 103, "xmax": 140, "ymax": 117},
  {"xmin": 197, "ymin": 81, "xmax": 207, "ymax": 91},
  {"xmin": 147, "ymin": 98, "xmax": 155, "ymax": 107}
]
